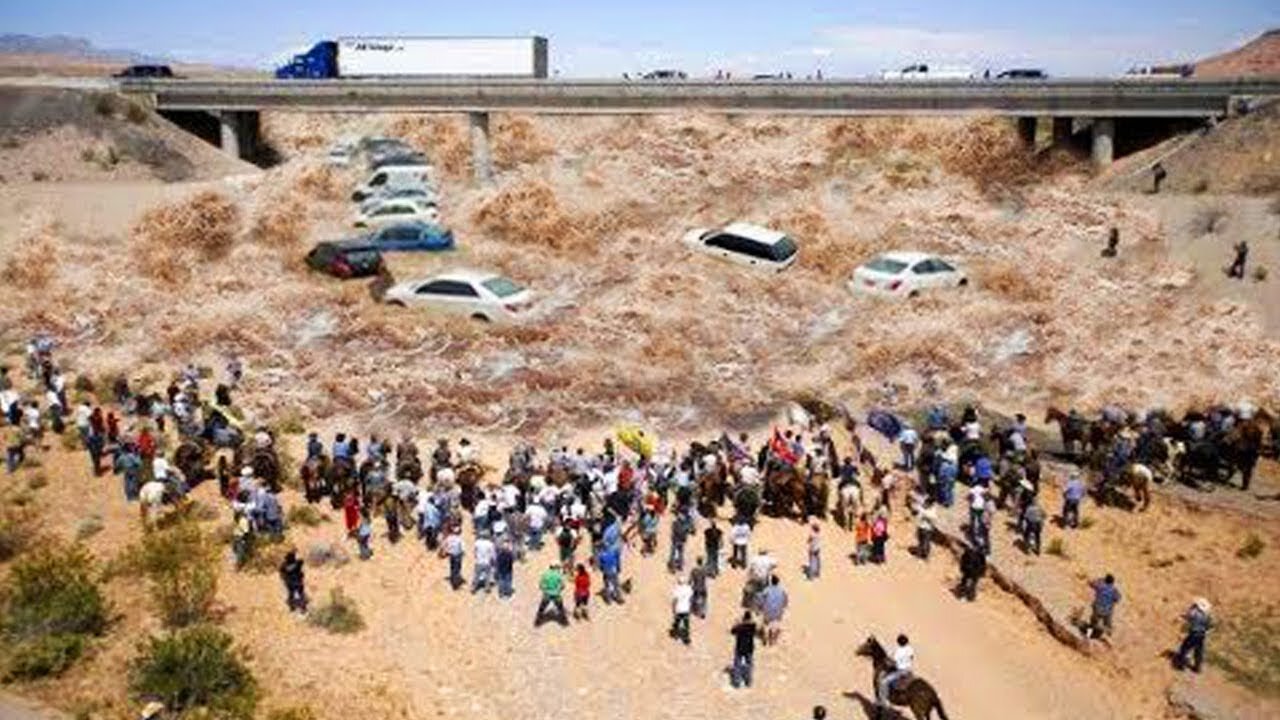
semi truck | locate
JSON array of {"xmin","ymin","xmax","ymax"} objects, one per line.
[{"xmin": 275, "ymin": 36, "xmax": 549, "ymax": 79}]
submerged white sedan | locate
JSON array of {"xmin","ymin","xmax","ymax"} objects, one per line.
[
  {"xmin": 849, "ymin": 251, "xmax": 968, "ymax": 298},
  {"xmin": 383, "ymin": 269, "xmax": 534, "ymax": 323}
]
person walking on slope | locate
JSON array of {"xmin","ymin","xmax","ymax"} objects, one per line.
[
  {"xmin": 805, "ymin": 522, "xmax": 822, "ymax": 579},
  {"xmin": 730, "ymin": 611, "xmax": 757, "ymax": 689},
  {"xmin": 670, "ymin": 575, "xmax": 694, "ymax": 645},
  {"xmin": 956, "ymin": 541, "xmax": 986, "ymax": 601},
  {"xmin": 278, "ymin": 548, "xmax": 307, "ymax": 613},
  {"xmin": 535, "ymin": 564, "xmax": 569, "ymax": 627},
  {"xmin": 1227, "ymin": 240, "xmax": 1249, "ymax": 280},
  {"xmin": 1175, "ymin": 598, "xmax": 1213, "ymax": 673},
  {"xmin": 758, "ymin": 575, "xmax": 789, "ymax": 646},
  {"xmin": 443, "ymin": 524, "xmax": 465, "ymax": 590},
  {"xmin": 572, "ymin": 564, "xmax": 591, "ymax": 620},
  {"xmin": 876, "ymin": 634, "xmax": 915, "ymax": 709},
  {"xmin": 730, "ymin": 518, "xmax": 751, "ymax": 569},
  {"xmin": 1088, "ymin": 574, "xmax": 1122, "ymax": 640}
]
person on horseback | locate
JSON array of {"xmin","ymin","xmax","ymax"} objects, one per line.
[
  {"xmin": 306, "ymin": 432, "xmax": 324, "ymax": 461},
  {"xmin": 877, "ymin": 634, "xmax": 915, "ymax": 709}
]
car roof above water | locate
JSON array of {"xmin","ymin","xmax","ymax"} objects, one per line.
[{"xmin": 721, "ymin": 222, "xmax": 788, "ymax": 245}]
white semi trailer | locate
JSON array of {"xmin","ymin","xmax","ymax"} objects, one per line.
[{"xmin": 276, "ymin": 36, "xmax": 549, "ymax": 79}]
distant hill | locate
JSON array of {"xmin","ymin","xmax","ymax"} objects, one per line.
[
  {"xmin": 0, "ymin": 33, "xmax": 167, "ymax": 63},
  {"xmin": 1195, "ymin": 29, "xmax": 1280, "ymax": 78}
]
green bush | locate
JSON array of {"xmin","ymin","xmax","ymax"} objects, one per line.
[
  {"xmin": 286, "ymin": 505, "xmax": 325, "ymax": 528},
  {"xmin": 129, "ymin": 625, "xmax": 257, "ymax": 719},
  {"xmin": 307, "ymin": 589, "xmax": 364, "ymax": 634},
  {"xmin": 5, "ymin": 633, "xmax": 86, "ymax": 680},
  {"xmin": 121, "ymin": 520, "xmax": 219, "ymax": 628},
  {"xmin": 1238, "ymin": 534, "xmax": 1266, "ymax": 560},
  {"xmin": 124, "ymin": 102, "xmax": 149, "ymax": 125},
  {"xmin": 1, "ymin": 544, "xmax": 109, "ymax": 679}
]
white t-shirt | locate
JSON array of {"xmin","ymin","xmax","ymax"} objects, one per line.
[
  {"xmin": 748, "ymin": 553, "xmax": 776, "ymax": 582},
  {"xmin": 527, "ymin": 504, "xmax": 548, "ymax": 531},
  {"xmin": 444, "ymin": 534, "xmax": 464, "ymax": 557},
  {"xmin": 731, "ymin": 523, "xmax": 751, "ymax": 547},
  {"xmin": 968, "ymin": 485, "xmax": 986, "ymax": 510},
  {"xmin": 76, "ymin": 405, "xmax": 92, "ymax": 429},
  {"xmin": 893, "ymin": 645, "xmax": 915, "ymax": 672},
  {"xmin": 474, "ymin": 537, "xmax": 496, "ymax": 566},
  {"xmin": 139, "ymin": 480, "xmax": 166, "ymax": 507},
  {"xmin": 672, "ymin": 583, "xmax": 694, "ymax": 614}
]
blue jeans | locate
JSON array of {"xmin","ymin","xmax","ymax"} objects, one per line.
[
  {"xmin": 1062, "ymin": 499, "xmax": 1080, "ymax": 528},
  {"xmin": 472, "ymin": 563, "xmax": 492, "ymax": 593},
  {"xmin": 124, "ymin": 472, "xmax": 140, "ymax": 501},
  {"xmin": 731, "ymin": 653, "xmax": 754, "ymax": 688},
  {"xmin": 669, "ymin": 540, "xmax": 686, "ymax": 572},
  {"xmin": 603, "ymin": 571, "xmax": 622, "ymax": 603},
  {"xmin": 448, "ymin": 554, "xmax": 463, "ymax": 588},
  {"xmin": 1177, "ymin": 632, "xmax": 1206, "ymax": 671},
  {"xmin": 901, "ymin": 444, "xmax": 916, "ymax": 471},
  {"xmin": 528, "ymin": 527, "xmax": 543, "ymax": 549},
  {"xmin": 878, "ymin": 669, "xmax": 908, "ymax": 704},
  {"xmin": 357, "ymin": 535, "xmax": 372, "ymax": 560},
  {"xmin": 806, "ymin": 549, "xmax": 821, "ymax": 579},
  {"xmin": 497, "ymin": 567, "xmax": 514, "ymax": 598},
  {"xmin": 706, "ymin": 550, "xmax": 720, "ymax": 577}
]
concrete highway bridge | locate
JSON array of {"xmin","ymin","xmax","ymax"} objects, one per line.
[{"xmin": 117, "ymin": 77, "xmax": 1280, "ymax": 177}]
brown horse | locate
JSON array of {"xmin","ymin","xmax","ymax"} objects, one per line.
[
  {"xmin": 1044, "ymin": 407, "xmax": 1087, "ymax": 459},
  {"xmin": 762, "ymin": 464, "xmax": 807, "ymax": 519},
  {"xmin": 855, "ymin": 636, "xmax": 949, "ymax": 720}
]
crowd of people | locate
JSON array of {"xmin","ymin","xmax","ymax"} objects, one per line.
[{"xmin": 2, "ymin": 334, "xmax": 1251, "ymax": 718}]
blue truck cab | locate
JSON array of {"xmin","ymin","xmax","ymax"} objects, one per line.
[{"xmin": 275, "ymin": 41, "xmax": 338, "ymax": 79}]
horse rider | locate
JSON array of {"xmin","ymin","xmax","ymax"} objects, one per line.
[{"xmin": 877, "ymin": 634, "xmax": 915, "ymax": 708}]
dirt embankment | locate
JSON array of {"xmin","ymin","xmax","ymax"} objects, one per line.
[
  {"xmin": 1195, "ymin": 29, "xmax": 1280, "ymax": 78},
  {"xmin": 0, "ymin": 87, "xmax": 256, "ymax": 182}
]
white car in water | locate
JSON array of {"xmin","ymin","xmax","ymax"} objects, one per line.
[
  {"xmin": 352, "ymin": 197, "xmax": 440, "ymax": 228},
  {"xmin": 383, "ymin": 269, "xmax": 534, "ymax": 323},
  {"xmin": 681, "ymin": 222, "xmax": 798, "ymax": 272},
  {"xmin": 849, "ymin": 251, "xmax": 968, "ymax": 298}
]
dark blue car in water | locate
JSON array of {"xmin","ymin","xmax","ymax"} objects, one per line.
[{"xmin": 352, "ymin": 221, "xmax": 455, "ymax": 253}]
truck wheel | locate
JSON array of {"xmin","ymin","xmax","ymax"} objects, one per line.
[{"xmin": 470, "ymin": 313, "xmax": 491, "ymax": 323}]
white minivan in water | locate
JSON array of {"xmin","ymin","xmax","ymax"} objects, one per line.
[
  {"xmin": 351, "ymin": 164, "xmax": 436, "ymax": 202},
  {"xmin": 681, "ymin": 222, "xmax": 798, "ymax": 272}
]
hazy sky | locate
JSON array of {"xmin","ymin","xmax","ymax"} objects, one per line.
[{"xmin": 2, "ymin": 0, "xmax": 1276, "ymax": 76}]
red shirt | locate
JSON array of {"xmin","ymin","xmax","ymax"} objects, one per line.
[
  {"xmin": 138, "ymin": 431, "xmax": 156, "ymax": 459},
  {"xmin": 574, "ymin": 571, "xmax": 591, "ymax": 598}
]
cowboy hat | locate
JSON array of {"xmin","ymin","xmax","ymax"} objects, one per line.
[{"xmin": 1193, "ymin": 597, "xmax": 1212, "ymax": 613}]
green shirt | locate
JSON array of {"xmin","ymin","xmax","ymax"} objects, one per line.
[{"xmin": 539, "ymin": 568, "xmax": 564, "ymax": 596}]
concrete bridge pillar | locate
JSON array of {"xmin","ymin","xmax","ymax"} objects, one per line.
[
  {"xmin": 1091, "ymin": 118, "xmax": 1115, "ymax": 168},
  {"xmin": 1016, "ymin": 117, "xmax": 1038, "ymax": 149},
  {"xmin": 469, "ymin": 111, "xmax": 493, "ymax": 184},
  {"xmin": 216, "ymin": 111, "xmax": 259, "ymax": 161}
]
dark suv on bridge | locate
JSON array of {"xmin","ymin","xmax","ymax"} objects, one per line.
[{"xmin": 113, "ymin": 64, "xmax": 176, "ymax": 79}]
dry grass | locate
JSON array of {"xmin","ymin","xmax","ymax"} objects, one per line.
[
  {"xmin": 472, "ymin": 179, "xmax": 592, "ymax": 251},
  {"xmin": 492, "ymin": 115, "xmax": 554, "ymax": 170},
  {"xmin": 1, "ymin": 221, "xmax": 60, "ymax": 289},
  {"xmin": 939, "ymin": 118, "xmax": 1037, "ymax": 190}
]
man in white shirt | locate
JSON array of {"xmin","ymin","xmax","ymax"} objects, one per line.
[
  {"xmin": 139, "ymin": 478, "xmax": 167, "ymax": 525},
  {"xmin": 877, "ymin": 634, "xmax": 916, "ymax": 707},
  {"xmin": 670, "ymin": 576, "xmax": 694, "ymax": 645},
  {"xmin": 443, "ymin": 527, "xmax": 465, "ymax": 590},
  {"xmin": 526, "ymin": 502, "xmax": 548, "ymax": 548},
  {"xmin": 731, "ymin": 521, "xmax": 751, "ymax": 568},
  {"xmin": 472, "ymin": 534, "xmax": 496, "ymax": 594}
]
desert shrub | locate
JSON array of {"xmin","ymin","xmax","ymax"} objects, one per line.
[
  {"xmin": 30, "ymin": 171, "xmax": 48, "ymax": 182},
  {"xmin": 5, "ymin": 632, "xmax": 86, "ymax": 680},
  {"xmin": 120, "ymin": 520, "xmax": 219, "ymax": 628},
  {"xmin": 307, "ymin": 588, "xmax": 364, "ymax": 634},
  {"xmin": 75, "ymin": 515, "xmax": 105, "ymax": 541},
  {"xmin": 124, "ymin": 101, "xmax": 149, "ymax": 125},
  {"xmin": 286, "ymin": 505, "xmax": 325, "ymax": 528},
  {"xmin": 1191, "ymin": 178, "xmax": 1211, "ymax": 194},
  {"xmin": 93, "ymin": 94, "xmax": 116, "ymax": 117},
  {"xmin": 1, "ymin": 221, "xmax": 60, "ymax": 290},
  {"xmin": 1190, "ymin": 206, "xmax": 1227, "ymax": 236},
  {"xmin": 1207, "ymin": 606, "xmax": 1280, "ymax": 697},
  {"xmin": 1237, "ymin": 533, "xmax": 1266, "ymax": 560},
  {"xmin": 272, "ymin": 412, "xmax": 307, "ymax": 436},
  {"xmin": 1, "ymin": 544, "xmax": 109, "ymax": 679},
  {"xmin": 129, "ymin": 625, "xmax": 257, "ymax": 719},
  {"xmin": 492, "ymin": 115, "xmax": 554, "ymax": 170},
  {"xmin": 0, "ymin": 507, "xmax": 37, "ymax": 561},
  {"xmin": 26, "ymin": 474, "xmax": 47, "ymax": 491},
  {"xmin": 1045, "ymin": 538, "xmax": 1068, "ymax": 558},
  {"xmin": 472, "ymin": 179, "xmax": 590, "ymax": 251},
  {"xmin": 1253, "ymin": 266, "xmax": 1268, "ymax": 282},
  {"xmin": 939, "ymin": 117, "xmax": 1037, "ymax": 190},
  {"xmin": 975, "ymin": 262, "xmax": 1050, "ymax": 303}
]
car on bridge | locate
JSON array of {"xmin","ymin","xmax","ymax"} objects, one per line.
[
  {"xmin": 848, "ymin": 251, "xmax": 968, "ymax": 298},
  {"xmin": 383, "ymin": 269, "xmax": 534, "ymax": 323},
  {"xmin": 682, "ymin": 222, "xmax": 798, "ymax": 272},
  {"xmin": 880, "ymin": 63, "xmax": 976, "ymax": 81},
  {"xmin": 352, "ymin": 197, "xmax": 440, "ymax": 228},
  {"xmin": 113, "ymin": 64, "xmax": 176, "ymax": 79},
  {"xmin": 347, "ymin": 221, "xmax": 454, "ymax": 253},
  {"xmin": 996, "ymin": 68, "xmax": 1048, "ymax": 80},
  {"xmin": 642, "ymin": 69, "xmax": 688, "ymax": 80},
  {"xmin": 304, "ymin": 240, "xmax": 385, "ymax": 279}
]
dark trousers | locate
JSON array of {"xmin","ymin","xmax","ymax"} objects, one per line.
[
  {"xmin": 1062, "ymin": 499, "xmax": 1080, "ymax": 528},
  {"xmin": 535, "ymin": 595, "xmax": 568, "ymax": 626},
  {"xmin": 448, "ymin": 554, "xmax": 463, "ymax": 589},
  {"xmin": 731, "ymin": 652, "xmax": 754, "ymax": 688},
  {"xmin": 731, "ymin": 545, "xmax": 747, "ymax": 568},
  {"xmin": 285, "ymin": 582, "xmax": 308, "ymax": 612},
  {"xmin": 671, "ymin": 612, "xmax": 691, "ymax": 644},
  {"xmin": 706, "ymin": 548, "xmax": 720, "ymax": 577},
  {"xmin": 1176, "ymin": 632, "xmax": 1206, "ymax": 671},
  {"xmin": 1023, "ymin": 522, "xmax": 1043, "ymax": 555},
  {"xmin": 958, "ymin": 574, "xmax": 979, "ymax": 601}
]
